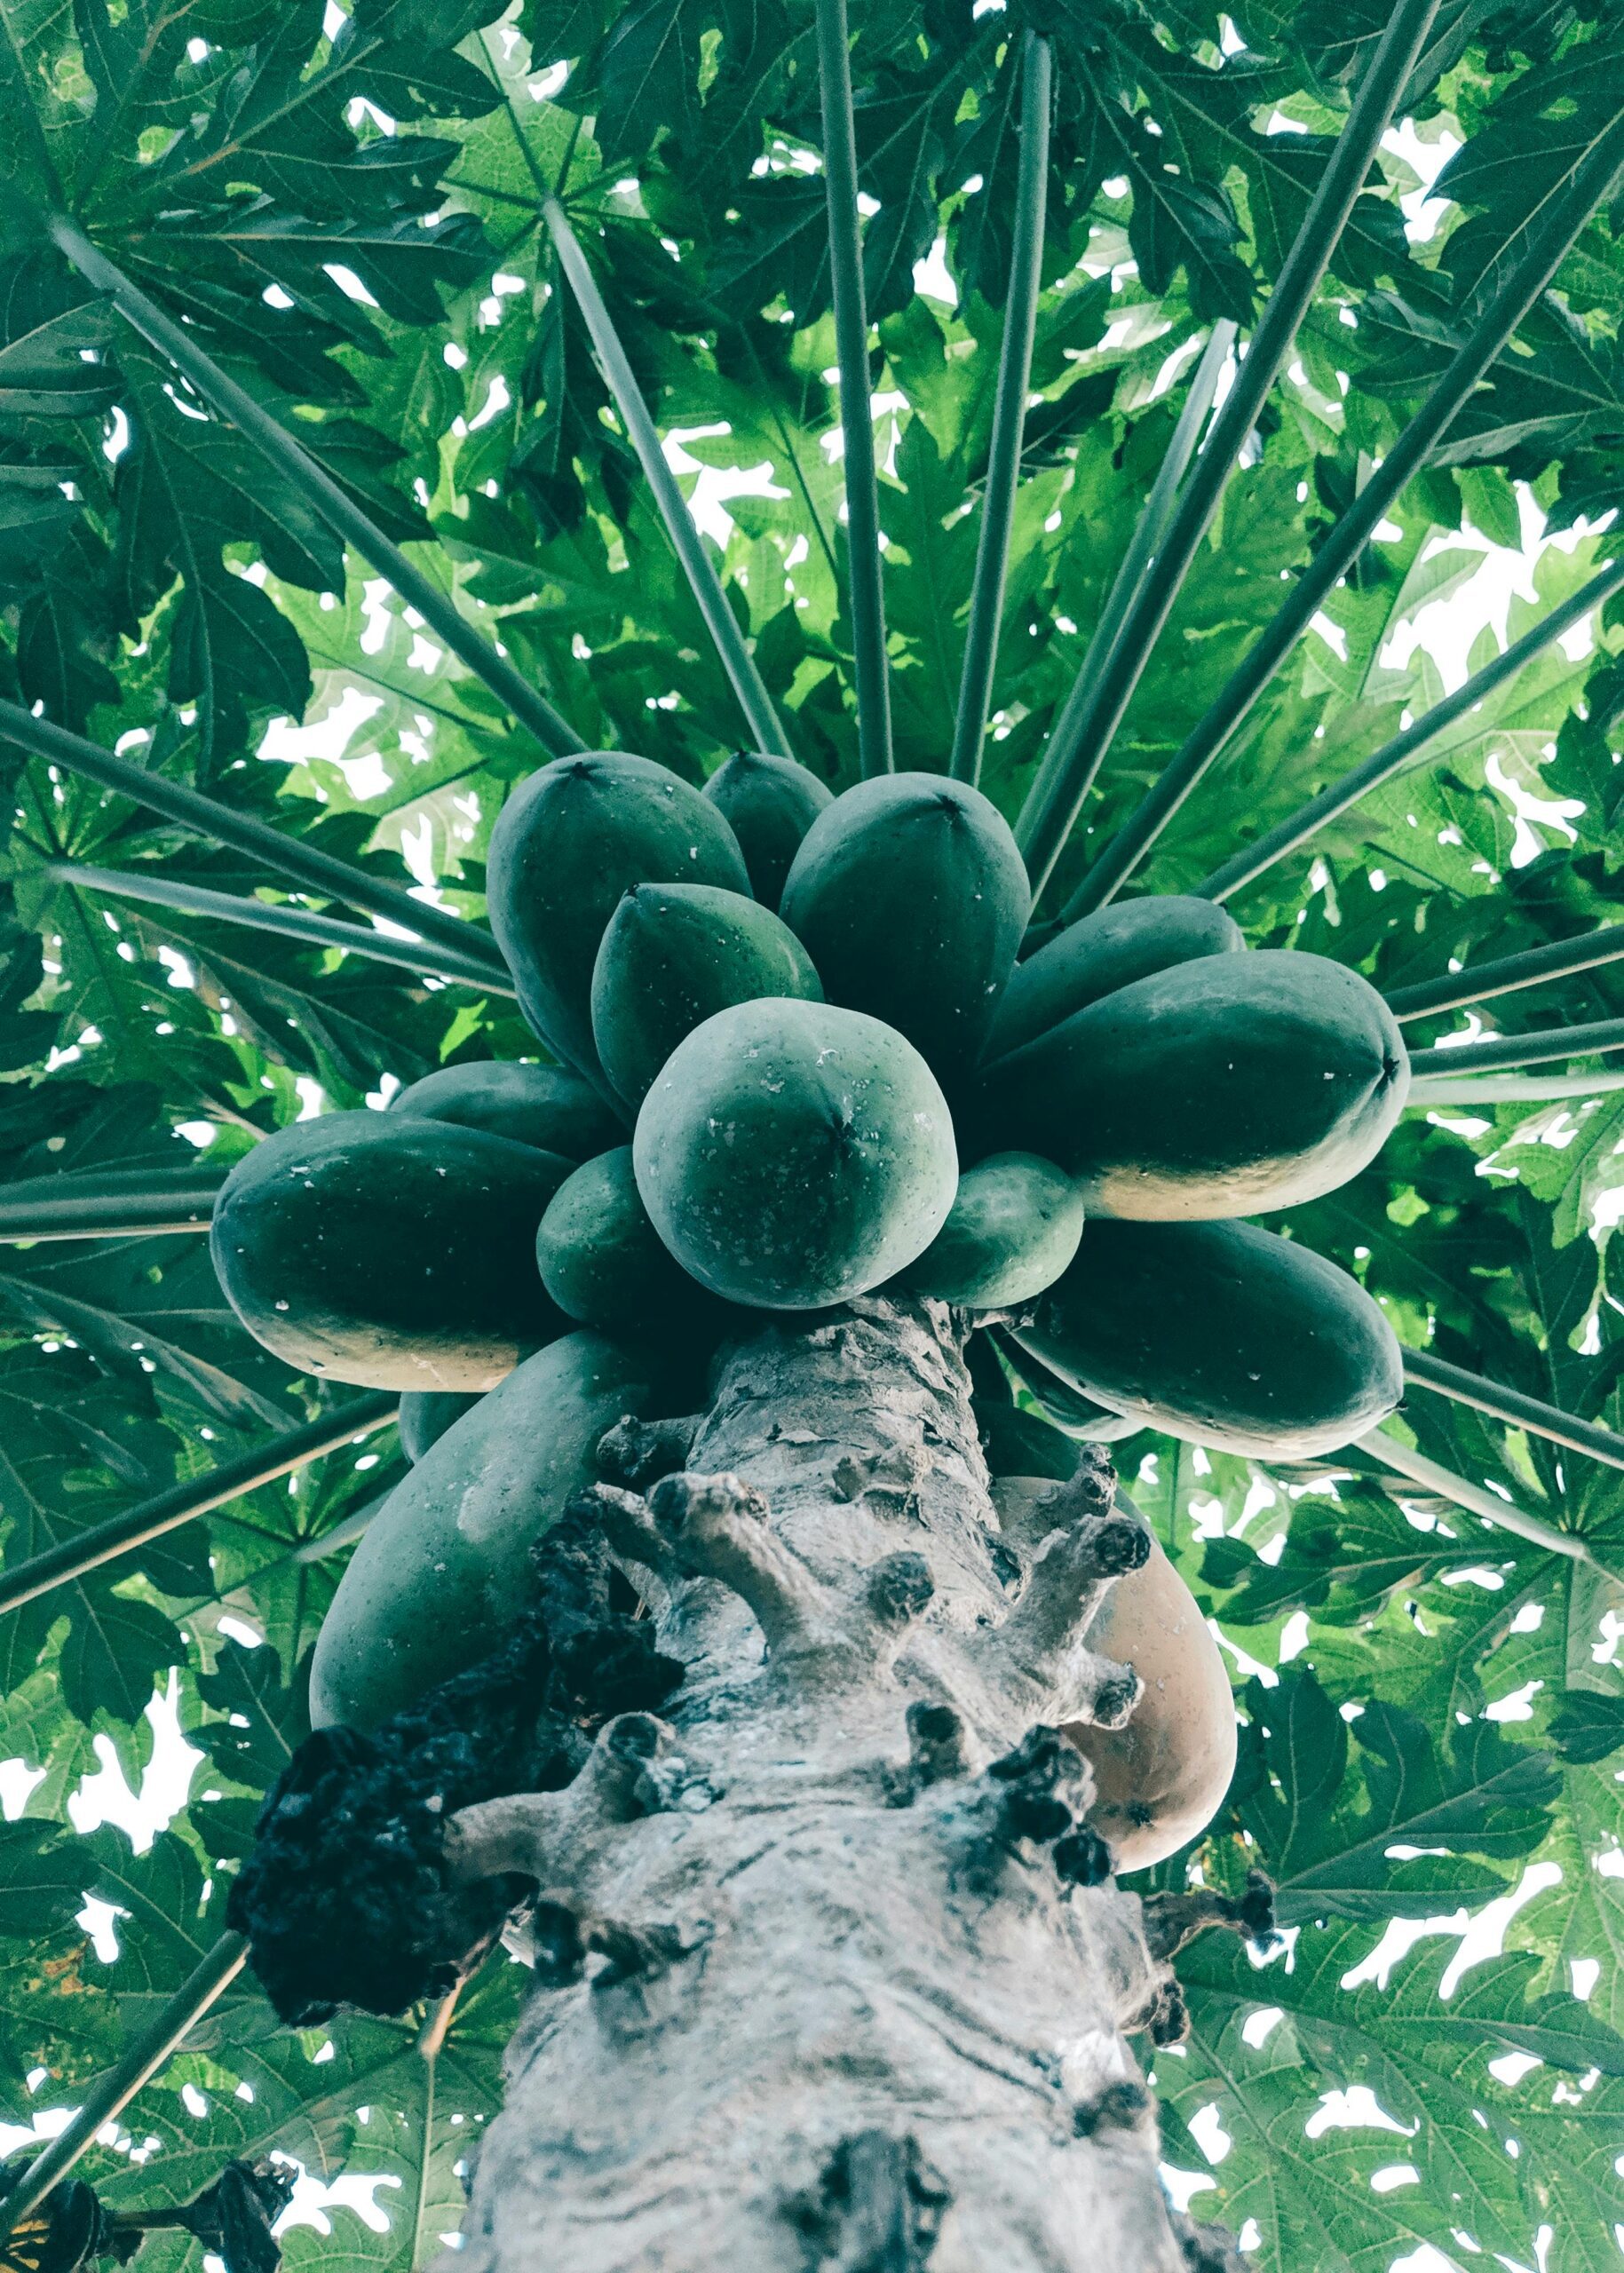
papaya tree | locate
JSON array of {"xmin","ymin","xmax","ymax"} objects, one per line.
[{"xmin": 1, "ymin": 0, "xmax": 1624, "ymax": 2269}]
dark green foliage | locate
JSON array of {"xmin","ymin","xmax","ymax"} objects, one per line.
[
  {"xmin": 590, "ymin": 882, "xmax": 822, "ymax": 1105},
  {"xmin": 309, "ymin": 1332, "xmax": 661, "ymax": 1729},
  {"xmin": 1011, "ymin": 1217, "xmax": 1403, "ymax": 1456},
  {"xmin": 701, "ymin": 751, "xmax": 835, "ymax": 911},
  {"xmin": 537, "ymin": 1144, "xmax": 717, "ymax": 1335},
  {"xmin": 487, "ymin": 752, "xmax": 751, "ymax": 1073},
  {"xmin": 399, "ymin": 1390, "xmax": 480, "ymax": 1462},
  {"xmin": 391, "ymin": 1060, "xmax": 622, "ymax": 1157},
  {"xmin": 210, "ymin": 1113, "xmax": 572, "ymax": 1390},
  {"xmin": 633, "ymin": 998, "xmax": 958, "ymax": 1309},
  {"xmin": 986, "ymin": 897, "xmax": 1245, "ymax": 1060},
  {"xmin": 780, "ymin": 775, "xmax": 1031, "ymax": 1082},
  {"xmin": 981, "ymin": 950, "xmax": 1410, "ymax": 1217},
  {"xmin": 903, "ymin": 1151, "xmax": 1084, "ymax": 1307},
  {"xmin": 0, "ymin": 0, "xmax": 1622, "ymax": 2262},
  {"xmin": 977, "ymin": 1398, "xmax": 1081, "ymax": 1482}
]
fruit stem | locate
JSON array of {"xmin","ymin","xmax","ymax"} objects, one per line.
[
  {"xmin": 1403, "ymin": 1349, "xmax": 1624, "ymax": 1474},
  {"xmin": 1191, "ymin": 555, "xmax": 1624, "ymax": 903},
  {"xmin": 46, "ymin": 215, "xmax": 585, "ymax": 765},
  {"xmin": 540, "ymin": 197, "xmax": 793, "ymax": 763},
  {"xmin": 1358, "ymin": 1426, "xmax": 1605, "ymax": 1570},
  {"xmin": 814, "ymin": 0, "xmax": 894, "ymax": 778},
  {"xmin": 1406, "ymin": 1018, "xmax": 1624, "ymax": 1079},
  {"xmin": 0, "ymin": 1167, "xmax": 226, "ymax": 1243},
  {"xmin": 1385, "ymin": 923, "xmax": 1624, "ymax": 1023},
  {"xmin": 0, "ymin": 1934, "xmax": 248, "ymax": 2245},
  {"xmin": 1014, "ymin": 0, "xmax": 1442, "ymax": 903},
  {"xmin": 0, "ymin": 1396, "xmax": 398, "ymax": 1616},
  {"xmin": 1064, "ymin": 106, "xmax": 1624, "ymax": 917},
  {"xmin": 0, "ymin": 701, "xmax": 511, "ymax": 980},
  {"xmin": 949, "ymin": 34, "xmax": 1052, "ymax": 788},
  {"xmin": 44, "ymin": 859, "xmax": 519, "ymax": 997}
]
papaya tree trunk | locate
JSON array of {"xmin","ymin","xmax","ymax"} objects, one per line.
[{"xmin": 445, "ymin": 1297, "xmax": 1209, "ymax": 2271}]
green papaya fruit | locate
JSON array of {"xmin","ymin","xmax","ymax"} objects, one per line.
[
  {"xmin": 779, "ymin": 774, "xmax": 1030, "ymax": 1081},
  {"xmin": 399, "ymin": 1390, "xmax": 480, "ymax": 1462},
  {"xmin": 702, "ymin": 750, "xmax": 834, "ymax": 910},
  {"xmin": 977, "ymin": 1398, "xmax": 1081, "ymax": 1482},
  {"xmin": 211, "ymin": 1113, "xmax": 572, "ymax": 1390},
  {"xmin": 309, "ymin": 1333, "xmax": 659, "ymax": 1727},
  {"xmin": 903, "ymin": 1152, "xmax": 1083, "ymax": 1307},
  {"xmin": 538, "ymin": 1145, "xmax": 719, "ymax": 1338},
  {"xmin": 633, "ymin": 998, "xmax": 958, "ymax": 1311},
  {"xmin": 978, "ymin": 949, "xmax": 1409, "ymax": 1218},
  {"xmin": 590, "ymin": 883, "xmax": 823, "ymax": 1106},
  {"xmin": 985, "ymin": 896, "xmax": 1244, "ymax": 1061},
  {"xmin": 390, "ymin": 1060, "xmax": 621, "ymax": 1160},
  {"xmin": 1008, "ymin": 1216, "xmax": 1402, "ymax": 1458},
  {"xmin": 487, "ymin": 751, "xmax": 750, "ymax": 1074}
]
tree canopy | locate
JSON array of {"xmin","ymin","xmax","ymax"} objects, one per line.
[{"xmin": 1, "ymin": 0, "xmax": 1623, "ymax": 2267}]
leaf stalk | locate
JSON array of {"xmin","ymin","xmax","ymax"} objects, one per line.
[
  {"xmin": 0, "ymin": 1934, "xmax": 248, "ymax": 2245},
  {"xmin": 1192, "ymin": 556, "xmax": 1624, "ymax": 902},
  {"xmin": 45, "ymin": 859, "xmax": 517, "ymax": 996},
  {"xmin": 949, "ymin": 34, "xmax": 1052, "ymax": 786},
  {"xmin": 1066, "ymin": 106, "xmax": 1624, "ymax": 915},
  {"xmin": 47, "ymin": 217, "xmax": 585, "ymax": 764},
  {"xmin": 1403, "ymin": 1349, "xmax": 1624, "ymax": 1473},
  {"xmin": 540, "ymin": 198, "xmax": 791, "ymax": 760},
  {"xmin": 815, "ymin": 0, "xmax": 893, "ymax": 776},
  {"xmin": 0, "ymin": 701, "xmax": 511, "ymax": 979},
  {"xmin": 1015, "ymin": 0, "xmax": 1442, "ymax": 900},
  {"xmin": 0, "ymin": 1394, "xmax": 398, "ymax": 1616}
]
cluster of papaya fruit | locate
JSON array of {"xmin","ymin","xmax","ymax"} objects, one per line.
[{"xmin": 209, "ymin": 749, "xmax": 1411, "ymax": 1733}]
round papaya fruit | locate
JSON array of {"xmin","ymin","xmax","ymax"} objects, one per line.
[
  {"xmin": 985, "ymin": 896, "xmax": 1244, "ymax": 1062},
  {"xmin": 779, "ymin": 774, "xmax": 1030, "ymax": 1082},
  {"xmin": 390, "ymin": 1060, "xmax": 622, "ymax": 1159},
  {"xmin": 1008, "ymin": 1216, "xmax": 1402, "ymax": 1457},
  {"xmin": 399, "ymin": 1390, "xmax": 479, "ymax": 1462},
  {"xmin": 309, "ymin": 1332, "xmax": 660, "ymax": 1728},
  {"xmin": 978, "ymin": 948, "xmax": 1409, "ymax": 1219},
  {"xmin": 487, "ymin": 751, "xmax": 750, "ymax": 1075},
  {"xmin": 590, "ymin": 883, "xmax": 823, "ymax": 1106},
  {"xmin": 633, "ymin": 998, "xmax": 958, "ymax": 1311},
  {"xmin": 702, "ymin": 750, "xmax": 834, "ymax": 910},
  {"xmin": 537, "ymin": 1145, "xmax": 720, "ymax": 1338},
  {"xmin": 210, "ymin": 1112, "xmax": 572, "ymax": 1390},
  {"xmin": 903, "ymin": 1152, "xmax": 1083, "ymax": 1307}
]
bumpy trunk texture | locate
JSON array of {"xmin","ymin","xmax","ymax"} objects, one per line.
[{"xmin": 445, "ymin": 1297, "xmax": 1209, "ymax": 2272}]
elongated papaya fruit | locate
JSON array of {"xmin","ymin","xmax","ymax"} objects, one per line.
[
  {"xmin": 702, "ymin": 750, "xmax": 833, "ymax": 910},
  {"xmin": 904, "ymin": 1152, "xmax": 1083, "ymax": 1308},
  {"xmin": 390, "ymin": 1060, "xmax": 621, "ymax": 1160},
  {"xmin": 487, "ymin": 751, "xmax": 750, "ymax": 1074},
  {"xmin": 979, "ymin": 948, "xmax": 1408, "ymax": 1218},
  {"xmin": 986, "ymin": 896, "xmax": 1244, "ymax": 1061},
  {"xmin": 538, "ymin": 1145, "xmax": 719, "ymax": 1339},
  {"xmin": 780, "ymin": 774, "xmax": 1030, "ymax": 1082},
  {"xmin": 211, "ymin": 1113, "xmax": 572, "ymax": 1390},
  {"xmin": 590, "ymin": 883, "xmax": 822, "ymax": 1106},
  {"xmin": 400, "ymin": 1390, "xmax": 479, "ymax": 1462},
  {"xmin": 1008, "ymin": 1216, "xmax": 1402, "ymax": 1457},
  {"xmin": 309, "ymin": 1332, "xmax": 660, "ymax": 1728},
  {"xmin": 634, "ymin": 998, "xmax": 958, "ymax": 1311}
]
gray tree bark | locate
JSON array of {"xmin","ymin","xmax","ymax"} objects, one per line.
[{"xmin": 443, "ymin": 1296, "xmax": 1227, "ymax": 2272}]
